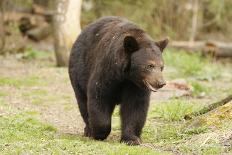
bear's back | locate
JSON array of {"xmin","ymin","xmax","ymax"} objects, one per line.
[
  {"xmin": 70, "ymin": 16, "xmax": 141, "ymax": 65},
  {"xmin": 69, "ymin": 16, "xmax": 144, "ymax": 92}
]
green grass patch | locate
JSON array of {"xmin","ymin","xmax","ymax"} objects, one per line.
[
  {"xmin": 163, "ymin": 49, "xmax": 221, "ymax": 80},
  {"xmin": 164, "ymin": 49, "xmax": 203, "ymax": 76},
  {"xmin": 149, "ymin": 99, "xmax": 203, "ymax": 121},
  {"xmin": 143, "ymin": 121, "xmax": 208, "ymax": 146},
  {"xmin": 0, "ymin": 76, "xmax": 44, "ymax": 88},
  {"xmin": 0, "ymin": 98, "xmax": 6, "ymax": 106},
  {"xmin": 0, "ymin": 112, "xmax": 167, "ymax": 155},
  {"xmin": 143, "ymin": 98, "xmax": 231, "ymax": 154},
  {"xmin": 22, "ymin": 89, "xmax": 56, "ymax": 105},
  {"xmin": 23, "ymin": 89, "xmax": 48, "ymax": 97},
  {"xmin": 143, "ymin": 123, "xmax": 182, "ymax": 143},
  {"xmin": 0, "ymin": 96, "xmax": 17, "ymax": 113},
  {"xmin": 23, "ymin": 47, "xmax": 52, "ymax": 60},
  {"xmin": 183, "ymin": 126, "xmax": 208, "ymax": 135},
  {"xmin": 179, "ymin": 143, "xmax": 225, "ymax": 155},
  {"xmin": 0, "ymin": 113, "xmax": 56, "ymax": 142},
  {"xmin": 0, "ymin": 91, "xmax": 7, "ymax": 97},
  {"xmin": 189, "ymin": 81, "xmax": 211, "ymax": 96}
]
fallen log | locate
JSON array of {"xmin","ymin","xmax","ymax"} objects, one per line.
[
  {"xmin": 184, "ymin": 95, "xmax": 232, "ymax": 120},
  {"xmin": 170, "ymin": 41, "xmax": 205, "ymax": 52},
  {"xmin": 170, "ymin": 41, "xmax": 232, "ymax": 58},
  {"xmin": 203, "ymin": 41, "xmax": 232, "ymax": 58}
]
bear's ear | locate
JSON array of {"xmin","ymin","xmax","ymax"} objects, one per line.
[
  {"xmin": 124, "ymin": 36, "xmax": 139, "ymax": 54},
  {"xmin": 155, "ymin": 38, "xmax": 169, "ymax": 52}
]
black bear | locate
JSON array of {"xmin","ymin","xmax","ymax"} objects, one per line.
[{"xmin": 69, "ymin": 16, "xmax": 168, "ymax": 145}]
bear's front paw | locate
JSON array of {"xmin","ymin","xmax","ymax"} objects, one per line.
[
  {"xmin": 120, "ymin": 135, "xmax": 142, "ymax": 145},
  {"xmin": 84, "ymin": 126, "xmax": 91, "ymax": 137}
]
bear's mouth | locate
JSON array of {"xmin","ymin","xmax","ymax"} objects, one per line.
[{"xmin": 144, "ymin": 80, "xmax": 157, "ymax": 92}]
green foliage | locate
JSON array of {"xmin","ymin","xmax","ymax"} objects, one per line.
[
  {"xmin": 82, "ymin": 0, "xmax": 191, "ymax": 40},
  {"xmin": 200, "ymin": 0, "xmax": 232, "ymax": 38},
  {"xmin": 82, "ymin": 0, "xmax": 232, "ymax": 40}
]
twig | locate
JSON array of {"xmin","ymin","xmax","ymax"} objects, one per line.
[{"xmin": 200, "ymin": 135, "xmax": 212, "ymax": 147}]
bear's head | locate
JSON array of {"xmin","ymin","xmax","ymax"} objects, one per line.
[{"xmin": 124, "ymin": 36, "xmax": 168, "ymax": 92}]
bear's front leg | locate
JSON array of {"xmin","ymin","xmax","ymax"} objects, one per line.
[
  {"xmin": 87, "ymin": 85, "xmax": 115, "ymax": 140},
  {"xmin": 120, "ymin": 84, "xmax": 150, "ymax": 145}
]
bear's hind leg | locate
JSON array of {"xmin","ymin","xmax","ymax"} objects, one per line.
[{"xmin": 73, "ymin": 85, "xmax": 91, "ymax": 137}]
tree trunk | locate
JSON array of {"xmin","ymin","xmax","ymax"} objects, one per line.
[
  {"xmin": 52, "ymin": 0, "xmax": 82, "ymax": 67},
  {"xmin": 0, "ymin": 0, "xmax": 5, "ymax": 53},
  {"xmin": 189, "ymin": 0, "xmax": 198, "ymax": 46}
]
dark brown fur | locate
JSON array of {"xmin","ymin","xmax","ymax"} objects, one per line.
[{"xmin": 68, "ymin": 16, "xmax": 168, "ymax": 145}]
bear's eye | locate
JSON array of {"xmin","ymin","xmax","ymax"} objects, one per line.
[{"xmin": 146, "ymin": 64, "xmax": 155, "ymax": 70}]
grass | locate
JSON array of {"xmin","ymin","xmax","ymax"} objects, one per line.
[
  {"xmin": 143, "ymin": 99, "xmax": 232, "ymax": 155},
  {"xmin": 22, "ymin": 89, "xmax": 49, "ymax": 105},
  {"xmin": 0, "ymin": 98, "xmax": 6, "ymax": 107},
  {"xmin": 178, "ymin": 143, "xmax": 225, "ymax": 155},
  {"xmin": 163, "ymin": 49, "xmax": 221, "ymax": 80},
  {"xmin": 149, "ymin": 99, "xmax": 203, "ymax": 121},
  {"xmin": 0, "ymin": 49, "xmax": 232, "ymax": 154},
  {"xmin": 0, "ymin": 76, "xmax": 44, "ymax": 88},
  {"xmin": 142, "ymin": 119, "xmax": 220, "ymax": 154},
  {"xmin": 0, "ymin": 91, "xmax": 7, "ymax": 96},
  {"xmin": 189, "ymin": 81, "xmax": 211, "ymax": 96},
  {"xmin": 0, "ymin": 112, "xmax": 167, "ymax": 155},
  {"xmin": 23, "ymin": 47, "xmax": 52, "ymax": 60},
  {"xmin": 143, "ymin": 99, "xmax": 207, "ymax": 146}
]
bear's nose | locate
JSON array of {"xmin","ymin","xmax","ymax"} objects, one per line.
[{"xmin": 157, "ymin": 81, "xmax": 166, "ymax": 89}]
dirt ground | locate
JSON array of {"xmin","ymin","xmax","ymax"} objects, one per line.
[
  {"xmin": 1, "ymin": 54, "xmax": 232, "ymax": 154},
  {"xmin": 0, "ymin": 56, "xmax": 83, "ymax": 135},
  {"xmin": 0, "ymin": 55, "xmax": 231, "ymax": 134},
  {"xmin": 0, "ymin": 56, "xmax": 178, "ymax": 135}
]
